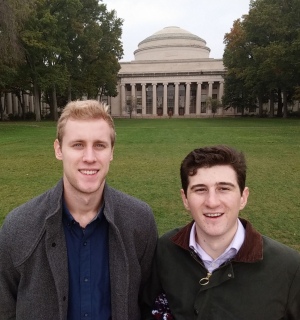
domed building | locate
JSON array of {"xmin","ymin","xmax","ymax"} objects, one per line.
[{"xmin": 109, "ymin": 26, "xmax": 226, "ymax": 117}]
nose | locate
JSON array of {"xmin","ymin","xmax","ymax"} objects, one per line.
[
  {"xmin": 204, "ymin": 190, "xmax": 220, "ymax": 208},
  {"xmin": 82, "ymin": 147, "xmax": 96, "ymax": 162}
]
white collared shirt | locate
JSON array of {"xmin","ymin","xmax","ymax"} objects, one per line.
[{"xmin": 189, "ymin": 219, "xmax": 246, "ymax": 273}]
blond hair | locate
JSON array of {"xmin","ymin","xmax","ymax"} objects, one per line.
[{"xmin": 56, "ymin": 100, "xmax": 116, "ymax": 146}]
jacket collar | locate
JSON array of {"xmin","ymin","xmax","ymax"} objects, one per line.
[{"xmin": 171, "ymin": 218, "xmax": 263, "ymax": 263}]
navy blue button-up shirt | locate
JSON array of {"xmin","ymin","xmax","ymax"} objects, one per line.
[{"xmin": 63, "ymin": 202, "xmax": 111, "ymax": 320}]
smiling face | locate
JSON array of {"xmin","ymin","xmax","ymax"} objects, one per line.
[
  {"xmin": 54, "ymin": 118, "xmax": 114, "ymax": 200},
  {"xmin": 181, "ymin": 165, "xmax": 249, "ymax": 246}
]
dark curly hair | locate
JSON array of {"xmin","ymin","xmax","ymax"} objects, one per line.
[{"xmin": 180, "ymin": 145, "xmax": 247, "ymax": 196}]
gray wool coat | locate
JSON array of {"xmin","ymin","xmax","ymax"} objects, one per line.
[{"xmin": 0, "ymin": 180, "xmax": 158, "ymax": 320}]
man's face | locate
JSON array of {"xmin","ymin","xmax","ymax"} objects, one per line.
[
  {"xmin": 54, "ymin": 118, "xmax": 114, "ymax": 198},
  {"xmin": 181, "ymin": 165, "xmax": 249, "ymax": 243}
]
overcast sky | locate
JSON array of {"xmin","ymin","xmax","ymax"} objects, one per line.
[{"xmin": 105, "ymin": 0, "xmax": 251, "ymax": 61}]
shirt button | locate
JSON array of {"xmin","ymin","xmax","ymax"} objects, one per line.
[
  {"xmin": 84, "ymin": 277, "xmax": 89, "ymax": 282},
  {"xmin": 83, "ymin": 241, "xmax": 87, "ymax": 246},
  {"xmin": 194, "ymin": 309, "xmax": 199, "ymax": 315},
  {"xmin": 84, "ymin": 313, "xmax": 89, "ymax": 317}
]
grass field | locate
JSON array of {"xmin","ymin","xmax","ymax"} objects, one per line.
[{"xmin": 0, "ymin": 117, "xmax": 300, "ymax": 251}]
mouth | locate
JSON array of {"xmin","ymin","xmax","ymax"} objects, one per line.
[
  {"xmin": 204, "ymin": 213, "xmax": 224, "ymax": 218},
  {"xmin": 79, "ymin": 169, "xmax": 99, "ymax": 175}
]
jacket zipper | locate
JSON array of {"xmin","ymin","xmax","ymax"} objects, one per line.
[{"xmin": 189, "ymin": 250, "xmax": 213, "ymax": 286}]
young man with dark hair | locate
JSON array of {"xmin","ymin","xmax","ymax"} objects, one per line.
[
  {"xmin": 143, "ymin": 145, "xmax": 300, "ymax": 319},
  {"xmin": 0, "ymin": 100, "xmax": 158, "ymax": 320}
]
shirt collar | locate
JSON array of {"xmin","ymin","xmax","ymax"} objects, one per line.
[
  {"xmin": 62, "ymin": 200, "xmax": 105, "ymax": 226},
  {"xmin": 189, "ymin": 218, "xmax": 246, "ymax": 261}
]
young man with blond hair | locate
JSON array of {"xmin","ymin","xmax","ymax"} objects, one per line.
[{"xmin": 0, "ymin": 100, "xmax": 158, "ymax": 320}]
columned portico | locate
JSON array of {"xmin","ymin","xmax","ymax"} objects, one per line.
[
  {"xmin": 112, "ymin": 27, "xmax": 227, "ymax": 118},
  {"xmin": 119, "ymin": 80, "xmax": 224, "ymax": 117}
]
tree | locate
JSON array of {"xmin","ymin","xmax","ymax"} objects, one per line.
[
  {"xmin": 125, "ymin": 95, "xmax": 137, "ymax": 118},
  {"xmin": 223, "ymin": 0, "xmax": 300, "ymax": 117},
  {"xmin": 206, "ymin": 97, "xmax": 222, "ymax": 117},
  {"xmin": 0, "ymin": 0, "xmax": 35, "ymax": 65},
  {"xmin": 61, "ymin": 1, "xmax": 123, "ymax": 101},
  {"xmin": 1, "ymin": 0, "xmax": 123, "ymax": 120}
]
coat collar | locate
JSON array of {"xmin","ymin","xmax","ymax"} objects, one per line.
[{"xmin": 171, "ymin": 218, "xmax": 263, "ymax": 263}]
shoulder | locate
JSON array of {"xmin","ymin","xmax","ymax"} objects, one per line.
[
  {"xmin": 160, "ymin": 228, "xmax": 182, "ymax": 240},
  {"xmin": 0, "ymin": 181, "xmax": 63, "ymax": 264},
  {"xmin": 263, "ymin": 235, "xmax": 300, "ymax": 266},
  {"xmin": 158, "ymin": 227, "xmax": 186, "ymax": 248},
  {"xmin": 2, "ymin": 181, "xmax": 63, "ymax": 231},
  {"xmin": 104, "ymin": 184, "xmax": 153, "ymax": 217}
]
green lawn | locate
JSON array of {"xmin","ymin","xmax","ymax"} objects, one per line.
[{"xmin": 1, "ymin": 117, "xmax": 300, "ymax": 251}]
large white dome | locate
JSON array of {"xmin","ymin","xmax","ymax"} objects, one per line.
[{"xmin": 134, "ymin": 26, "xmax": 211, "ymax": 61}]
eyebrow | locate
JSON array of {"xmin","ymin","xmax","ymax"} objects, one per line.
[
  {"xmin": 190, "ymin": 182, "xmax": 236, "ymax": 190},
  {"xmin": 69, "ymin": 139, "xmax": 109, "ymax": 144}
]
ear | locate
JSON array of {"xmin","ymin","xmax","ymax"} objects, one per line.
[
  {"xmin": 240, "ymin": 187, "xmax": 249, "ymax": 210},
  {"xmin": 54, "ymin": 139, "xmax": 63, "ymax": 160},
  {"xmin": 110, "ymin": 146, "xmax": 114, "ymax": 162},
  {"xmin": 180, "ymin": 189, "xmax": 190, "ymax": 211}
]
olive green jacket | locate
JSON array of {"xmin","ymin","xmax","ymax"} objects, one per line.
[{"xmin": 142, "ymin": 218, "xmax": 300, "ymax": 320}]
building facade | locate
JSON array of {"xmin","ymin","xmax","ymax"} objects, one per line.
[
  {"xmin": 0, "ymin": 26, "xmax": 233, "ymax": 118},
  {"xmin": 109, "ymin": 26, "xmax": 228, "ymax": 117}
]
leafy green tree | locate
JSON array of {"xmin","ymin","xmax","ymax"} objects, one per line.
[
  {"xmin": 63, "ymin": 1, "xmax": 123, "ymax": 101},
  {"xmin": 0, "ymin": 0, "xmax": 35, "ymax": 64},
  {"xmin": 206, "ymin": 97, "xmax": 222, "ymax": 117},
  {"xmin": 223, "ymin": 0, "xmax": 300, "ymax": 118},
  {"xmin": 1, "ymin": 0, "xmax": 123, "ymax": 120},
  {"xmin": 0, "ymin": 0, "xmax": 36, "ymax": 120}
]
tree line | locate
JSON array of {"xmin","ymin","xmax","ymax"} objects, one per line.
[
  {"xmin": 0, "ymin": 0, "xmax": 123, "ymax": 120},
  {"xmin": 223, "ymin": 0, "xmax": 300, "ymax": 117}
]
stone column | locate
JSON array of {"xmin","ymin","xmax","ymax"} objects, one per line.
[
  {"xmin": 185, "ymin": 82, "xmax": 191, "ymax": 115},
  {"xmin": 131, "ymin": 83, "xmax": 136, "ymax": 116},
  {"xmin": 219, "ymin": 80, "xmax": 224, "ymax": 100},
  {"xmin": 142, "ymin": 83, "xmax": 146, "ymax": 115},
  {"xmin": 6, "ymin": 92, "xmax": 13, "ymax": 114},
  {"xmin": 218, "ymin": 81, "xmax": 224, "ymax": 116},
  {"xmin": 207, "ymin": 81, "xmax": 214, "ymax": 115},
  {"xmin": 12, "ymin": 94, "xmax": 18, "ymax": 115},
  {"xmin": 196, "ymin": 82, "xmax": 202, "ymax": 115},
  {"xmin": 131, "ymin": 83, "xmax": 136, "ymax": 99},
  {"xmin": 208, "ymin": 81, "xmax": 213, "ymax": 98},
  {"xmin": 120, "ymin": 84, "xmax": 126, "ymax": 115},
  {"xmin": 0, "ymin": 95, "xmax": 5, "ymax": 115},
  {"xmin": 29, "ymin": 94, "xmax": 34, "ymax": 112},
  {"xmin": 152, "ymin": 83, "xmax": 157, "ymax": 115},
  {"xmin": 174, "ymin": 82, "xmax": 179, "ymax": 115},
  {"xmin": 163, "ymin": 82, "xmax": 168, "ymax": 116}
]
